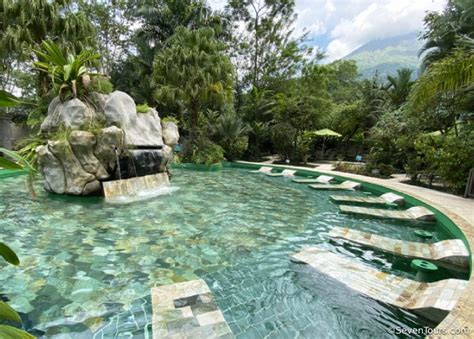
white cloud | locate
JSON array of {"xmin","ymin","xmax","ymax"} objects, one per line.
[
  {"xmin": 326, "ymin": 0, "xmax": 446, "ymax": 60},
  {"xmin": 208, "ymin": 0, "xmax": 446, "ymax": 61}
]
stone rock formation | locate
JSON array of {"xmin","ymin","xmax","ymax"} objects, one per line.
[{"xmin": 36, "ymin": 91, "xmax": 180, "ymax": 196}]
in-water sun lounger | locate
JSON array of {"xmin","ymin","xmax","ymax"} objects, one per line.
[
  {"xmin": 292, "ymin": 175, "xmax": 335, "ymax": 184},
  {"xmin": 249, "ymin": 166, "xmax": 273, "ymax": 174},
  {"xmin": 330, "ymin": 192, "xmax": 405, "ymax": 206},
  {"xmin": 309, "ymin": 180, "xmax": 361, "ymax": 191},
  {"xmin": 329, "ymin": 227, "xmax": 469, "ymax": 271},
  {"xmin": 291, "ymin": 247, "xmax": 467, "ymax": 323},
  {"xmin": 339, "ymin": 205, "xmax": 436, "ymax": 222},
  {"xmin": 265, "ymin": 169, "xmax": 296, "ymax": 177}
]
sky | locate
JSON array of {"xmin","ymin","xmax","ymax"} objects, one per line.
[{"xmin": 208, "ymin": 0, "xmax": 446, "ymax": 61}]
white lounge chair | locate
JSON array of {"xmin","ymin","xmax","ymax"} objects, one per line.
[
  {"xmin": 265, "ymin": 169, "xmax": 296, "ymax": 177},
  {"xmin": 249, "ymin": 166, "xmax": 273, "ymax": 174}
]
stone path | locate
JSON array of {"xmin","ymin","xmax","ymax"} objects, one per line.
[
  {"xmin": 329, "ymin": 227, "xmax": 469, "ymax": 271},
  {"xmin": 151, "ymin": 279, "xmax": 234, "ymax": 339},
  {"xmin": 340, "ymin": 205, "xmax": 436, "ymax": 222},
  {"xmin": 291, "ymin": 247, "xmax": 468, "ymax": 323}
]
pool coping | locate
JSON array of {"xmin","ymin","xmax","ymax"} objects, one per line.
[{"xmin": 233, "ymin": 161, "xmax": 474, "ymax": 336}]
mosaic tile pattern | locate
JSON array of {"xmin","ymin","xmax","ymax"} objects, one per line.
[
  {"xmin": 151, "ymin": 279, "xmax": 234, "ymax": 338},
  {"xmin": 309, "ymin": 180, "xmax": 361, "ymax": 191},
  {"xmin": 291, "ymin": 247, "xmax": 468, "ymax": 323},
  {"xmin": 330, "ymin": 192, "xmax": 405, "ymax": 206},
  {"xmin": 340, "ymin": 205, "xmax": 436, "ymax": 221},
  {"xmin": 329, "ymin": 227, "xmax": 469, "ymax": 271}
]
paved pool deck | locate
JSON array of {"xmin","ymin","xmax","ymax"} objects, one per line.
[{"xmin": 236, "ymin": 161, "xmax": 474, "ymax": 337}]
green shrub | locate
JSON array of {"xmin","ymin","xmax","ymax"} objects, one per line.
[
  {"xmin": 89, "ymin": 76, "xmax": 114, "ymax": 94},
  {"xmin": 378, "ymin": 164, "xmax": 395, "ymax": 177},
  {"xmin": 136, "ymin": 103, "xmax": 150, "ymax": 113},
  {"xmin": 186, "ymin": 138, "xmax": 224, "ymax": 165}
]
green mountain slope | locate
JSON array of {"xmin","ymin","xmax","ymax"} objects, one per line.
[{"xmin": 343, "ymin": 32, "xmax": 423, "ymax": 79}]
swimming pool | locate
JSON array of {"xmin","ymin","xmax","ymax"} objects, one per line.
[{"xmin": 0, "ymin": 167, "xmax": 467, "ymax": 338}]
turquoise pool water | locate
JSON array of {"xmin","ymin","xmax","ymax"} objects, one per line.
[{"xmin": 0, "ymin": 168, "xmax": 467, "ymax": 338}]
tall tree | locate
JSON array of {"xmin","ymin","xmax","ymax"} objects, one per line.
[
  {"xmin": 82, "ymin": 0, "xmax": 132, "ymax": 75},
  {"xmin": 111, "ymin": 0, "xmax": 226, "ymax": 105},
  {"xmin": 153, "ymin": 27, "xmax": 234, "ymax": 133},
  {"xmin": 226, "ymin": 0, "xmax": 309, "ymax": 89}
]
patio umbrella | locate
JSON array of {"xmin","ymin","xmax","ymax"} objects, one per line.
[{"xmin": 306, "ymin": 129, "xmax": 342, "ymax": 155}]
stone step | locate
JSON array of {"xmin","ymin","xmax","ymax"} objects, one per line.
[
  {"xmin": 329, "ymin": 227, "xmax": 469, "ymax": 271},
  {"xmin": 330, "ymin": 192, "xmax": 405, "ymax": 206},
  {"xmin": 290, "ymin": 247, "xmax": 467, "ymax": 323},
  {"xmin": 339, "ymin": 205, "xmax": 436, "ymax": 222},
  {"xmin": 151, "ymin": 279, "xmax": 234, "ymax": 339}
]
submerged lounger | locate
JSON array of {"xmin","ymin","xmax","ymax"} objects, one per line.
[
  {"xmin": 330, "ymin": 192, "xmax": 405, "ymax": 206},
  {"xmin": 265, "ymin": 169, "xmax": 296, "ymax": 177},
  {"xmin": 290, "ymin": 247, "xmax": 467, "ymax": 322},
  {"xmin": 329, "ymin": 227, "xmax": 469, "ymax": 271},
  {"xmin": 151, "ymin": 279, "xmax": 234, "ymax": 338},
  {"xmin": 340, "ymin": 205, "xmax": 436, "ymax": 222},
  {"xmin": 309, "ymin": 180, "xmax": 361, "ymax": 191},
  {"xmin": 292, "ymin": 175, "xmax": 335, "ymax": 184},
  {"xmin": 249, "ymin": 166, "xmax": 273, "ymax": 174}
]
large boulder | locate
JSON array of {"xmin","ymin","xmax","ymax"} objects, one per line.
[
  {"xmin": 48, "ymin": 139, "xmax": 98, "ymax": 195},
  {"xmin": 68, "ymin": 131, "xmax": 109, "ymax": 179},
  {"xmin": 103, "ymin": 91, "xmax": 164, "ymax": 147},
  {"xmin": 94, "ymin": 126, "xmax": 126, "ymax": 172},
  {"xmin": 162, "ymin": 122, "xmax": 179, "ymax": 146},
  {"xmin": 36, "ymin": 145, "xmax": 66, "ymax": 194},
  {"xmin": 41, "ymin": 98, "xmax": 95, "ymax": 133}
]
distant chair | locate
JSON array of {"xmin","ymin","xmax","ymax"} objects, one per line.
[
  {"xmin": 265, "ymin": 169, "xmax": 296, "ymax": 177},
  {"xmin": 249, "ymin": 166, "xmax": 273, "ymax": 174}
]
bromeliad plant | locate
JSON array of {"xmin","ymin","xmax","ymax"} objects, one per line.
[{"xmin": 34, "ymin": 40, "xmax": 100, "ymax": 102}]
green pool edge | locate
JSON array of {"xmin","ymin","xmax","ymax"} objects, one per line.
[{"xmin": 228, "ymin": 162, "xmax": 472, "ymax": 267}]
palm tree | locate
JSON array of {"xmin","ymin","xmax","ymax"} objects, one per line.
[
  {"xmin": 419, "ymin": 0, "xmax": 474, "ymax": 71},
  {"xmin": 408, "ymin": 47, "xmax": 474, "ymax": 114},
  {"xmin": 386, "ymin": 68, "xmax": 414, "ymax": 107}
]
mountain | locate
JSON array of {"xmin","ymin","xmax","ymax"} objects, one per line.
[{"xmin": 342, "ymin": 32, "xmax": 423, "ymax": 79}]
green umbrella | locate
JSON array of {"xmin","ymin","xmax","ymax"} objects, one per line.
[
  {"xmin": 305, "ymin": 129, "xmax": 342, "ymax": 157},
  {"xmin": 307, "ymin": 128, "xmax": 342, "ymax": 137}
]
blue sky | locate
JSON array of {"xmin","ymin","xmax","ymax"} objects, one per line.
[{"xmin": 209, "ymin": 0, "xmax": 446, "ymax": 61}]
